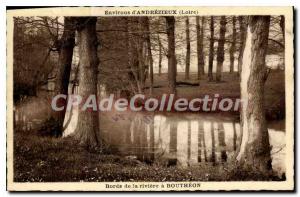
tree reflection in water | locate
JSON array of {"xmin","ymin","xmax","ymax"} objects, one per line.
[{"xmin": 100, "ymin": 112, "xmax": 285, "ymax": 175}]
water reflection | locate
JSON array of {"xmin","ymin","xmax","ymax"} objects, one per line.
[{"xmin": 101, "ymin": 112, "xmax": 285, "ymax": 175}]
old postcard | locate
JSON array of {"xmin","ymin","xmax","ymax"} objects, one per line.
[{"xmin": 6, "ymin": 6, "xmax": 294, "ymax": 191}]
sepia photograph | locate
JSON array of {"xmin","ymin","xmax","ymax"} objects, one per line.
[{"xmin": 6, "ymin": 6, "xmax": 294, "ymax": 191}]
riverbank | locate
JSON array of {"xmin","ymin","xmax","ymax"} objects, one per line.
[
  {"xmin": 14, "ymin": 130, "xmax": 284, "ymax": 182},
  {"xmin": 13, "ymin": 70, "xmax": 286, "ymax": 182},
  {"xmin": 145, "ymin": 70, "xmax": 285, "ymax": 119}
]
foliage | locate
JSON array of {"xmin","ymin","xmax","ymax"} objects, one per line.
[{"xmin": 13, "ymin": 17, "xmax": 59, "ymax": 102}]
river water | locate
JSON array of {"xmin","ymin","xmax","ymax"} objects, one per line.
[{"xmin": 100, "ymin": 112, "xmax": 285, "ymax": 176}]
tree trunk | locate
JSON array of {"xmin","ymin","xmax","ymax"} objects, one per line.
[
  {"xmin": 125, "ymin": 17, "xmax": 136, "ymax": 94},
  {"xmin": 230, "ymin": 16, "xmax": 237, "ymax": 73},
  {"xmin": 73, "ymin": 17, "xmax": 100, "ymax": 147},
  {"xmin": 143, "ymin": 17, "xmax": 154, "ymax": 95},
  {"xmin": 196, "ymin": 16, "xmax": 205, "ymax": 79},
  {"xmin": 280, "ymin": 15, "xmax": 285, "ymax": 39},
  {"xmin": 237, "ymin": 16, "xmax": 272, "ymax": 173},
  {"xmin": 158, "ymin": 34, "xmax": 162, "ymax": 76},
  {"xmin": 54, "ymin": 17, "xmax": 75, "ymax": 136},
  {"xmin": 216, "ymin": 16, "xmax": 226, "ymax": 82},
  {"xmin": 128, "ymin": 17, "xmax": 143, "ymax": 94},
  {"xmin": 185, "ymin": 17, "xmax": 191, "ymax": 80},
  {"xmin": 165, "ymin": 16, "xmax": 176, "ymax": 94},
  {"xmin": 280, "ymin": 15, "xmax": 285, "ymax": 68},
  {"xmin": 137, "ymin": 19, "xmax": 146, "ymax": 93},
  {"xmin": 237, "ymin": 16, "xmax": 247, "ymax": 77},
  {"xmin": 208, "ymin": 16, "xmax": 214, "ymax": 81}
]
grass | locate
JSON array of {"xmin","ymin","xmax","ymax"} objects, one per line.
[
  {"xmin": 14, "ymin": 130, "xmax": 284, "ymax": 182},
  {"xmin": 144, "ymin": 70, "xmax": 285, "ymax": 119}
]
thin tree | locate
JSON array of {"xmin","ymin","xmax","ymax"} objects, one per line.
[
  {"xmin": 280, "ymin": 15, "xmax": 285, "ymax": 39},
  {"xmin": 143, "ymin": 17, "xmax": 154, "ymax": 95},
  {"xmin": 73, "ymin": 17, "xmax": 100, "ymax": 147},
  {"xmin": 137, "ymin": 18, "xmax": 146, "ymax": 93},
  {"xmin": 237, "ymin": 16, "xmax": 247, "ymax": 76},
  {"xmin": 185, "ymin": 17, "xmax": 191, "ymax": 80},
  {"xmin": 165, "ymin": 16, "xmax": 176, "ymax": 94},
  {"xmin": 216, "ymin": 16, "xmax": 226, "ymax": 82},
  {"xmin": 196, "ymin": 16, "xmax": 205, "ymax": 79},
  {"xmin": 158, "ymin": 34, "xmax": 163, "ymax": 76},
  {"xmin": 237, "ymin": 16, "xmax": 272, "ymax": 173},
  {"xmin": 208, "ymin": 16, "xmax": 215, "ymax": 81},
  {"xmin": 229, "ymin": 16, "xmax": 237, "ymax": 73},
  {"xmin": 280, "ymin": 15, "xmax": 285, "ymax": 67}
]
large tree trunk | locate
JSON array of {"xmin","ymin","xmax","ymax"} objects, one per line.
[
  {"xmin": 185, "ymin": 17, "xmax": 191, "ymax": 80},
  {"xmin": 230, "ymin": 16, "xmax": 237, "ymax": 73},
  {"xmin": 165, "ymin": 16, "xmax": 176, "ymax": 94},
  {"xmin": 54, "ymin": 17, "xmax": 75, "ymax": 136},
  {"xmin": 208, "ymin": 16, "xmax": 214, "ymax": 81},
  {"xmin": 237, "ymin": 16, "xmax": 272, "ymax": 173},
  {"xmin": 196, "ymin": 16, "xmax": 205, "ymax": 79},
  {"xmin": 158, "ymin": 34, "xmax": 162, "ymax": 76},
  {"xmin": 216, "ymin": 16, "xmax": 226, "ymax": 82},
  {"xmin": 73, "ymin": 17, "xmax": 100, "ymax": 147},
  {"xmin": 237, "ymin": 16, "xmax": 247, "ymax": 76},
  {"xmin": 143, "ymin": 17, "xmax": 154, "ymax": 95}
]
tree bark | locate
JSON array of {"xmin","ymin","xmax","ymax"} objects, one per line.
[
  {"xmin": 208, "ymin": 16, "xmax": 215, "ymax": 81},
  {"xmin": 196, "ymin": 16, "xmax": 205, "ymax": 79},
  {"xmin": 230, "ymin": 16, "xmax": 237, "ymax": 73},
  {"xmin": 216, "ymin": 16, "xmax": 226, "ymax": 82},
  {"xmin": 137, "ymin": 18, "xmax": 146, "ymax": 94},
  {"xmin": 54, "ymin": 17, "xmax": 75, "ymax": 136},
  {"xmin": 125, "ymin": 17, "xmax": 137, "ymax": 94},
  {"xmin": 237, "ymin": 16, "xmax": 272, "ymax": 173},
  {"xmin": 280, "ymin": 15, "xmax": 285, "ymax": 39},
  {"xmin": 185, "ymin": 17, "xmax": 191, "ymax": 80},
  {"xmin": 280, "ymin": 15, "xmax": 285, "ymax": 69},
  {"xmin": 158, "ymin": 34, "xmax": 162, "ymax": 76},
  {"xmin": 73, "ymin": 17, "xmax": 100, "ymax": 147},
  {"xmin": 237, "ymin": 16, "xmax": 247, "ymax": 76},
  {"xmin": 128, "ymin": 17, "xmax": 143, "ymax": 94},
  {"xmin": 143, "ymin": 17, "xmax": 154, "ymax": 95},
  {"xmin": 165, "ymin": 16, "xmax": 176, "ymax": 94}
]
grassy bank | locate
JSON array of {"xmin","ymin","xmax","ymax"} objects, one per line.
[{"xmin": 14, "ymin": 130, "xmax": 284, "ymax": 182}]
